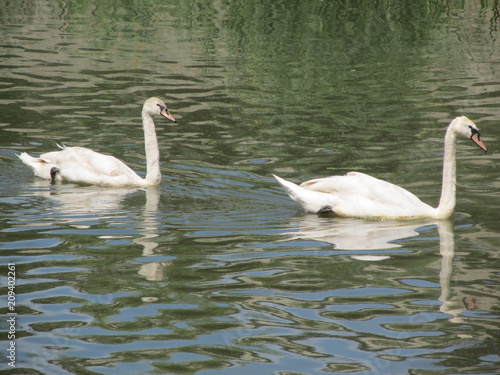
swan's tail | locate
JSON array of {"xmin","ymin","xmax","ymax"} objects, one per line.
[
  {"xmin": 17, "ymin": 152, "xmax": 38, "ymax": 167},
  {"xmin": 17, "ymin": 152, "xmax": 57, "ymax": 180},
  {"xmin": 273, "ymin": 174, "xmax": 303, "ymax": 201},
  {"xmin": 273, "ymin": 174, "xmax": 335, "ymax": 214}
]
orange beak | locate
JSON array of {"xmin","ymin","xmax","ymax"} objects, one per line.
[
  {"xmin": 471, "ymin": 133, "xmax": 487, "ymax": 152},
  {"xmin": 160, "ymin": 107, "xmax": 176, "ymax": 123}
]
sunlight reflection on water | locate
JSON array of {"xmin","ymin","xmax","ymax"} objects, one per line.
[{"xmin": 1, "ymin": 1, "xmax": 499, "ymax": 374}]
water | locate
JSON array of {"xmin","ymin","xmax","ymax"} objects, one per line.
[{"xmin": 1, "ymin": 1, "xmax": 499, "ymax": 374}]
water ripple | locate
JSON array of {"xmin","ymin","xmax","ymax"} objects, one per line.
[{"xmin": 1, "ymin": 2, "xmax": 499, "ymax": 374}]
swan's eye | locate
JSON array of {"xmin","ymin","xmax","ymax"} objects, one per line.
[
  {"xmin": 156, "ymin": 103, "xmax": 166, "ymax": 112},
  {"xmin": 468, "ymin": 125, "xmax": 479, "ymax": 135}
]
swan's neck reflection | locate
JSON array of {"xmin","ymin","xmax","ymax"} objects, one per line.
[
  {"xmin": 437, "ymin": 220, "xmax": 474, "ymax": 322},
  {"xmin": 135, "ymin": 185, "xmax": 160, "ymax": 256},
  {"xmin": 135, "ymin": 185, "xmax": 169, "ymax": 281},
  {"xmin": 282, "ymin": 216, "xmax": 474, "ymax": 321},
  {"xmin": 26, "ymin": 182, "xmax": 167, "ymax": 281}
]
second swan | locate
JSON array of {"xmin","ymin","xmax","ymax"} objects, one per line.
[{"xmin": 274, "ymin": 116, "xmax": 487, "ymax": 220}]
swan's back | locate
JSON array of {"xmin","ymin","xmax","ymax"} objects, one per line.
[
  {"xmin": 281, "ymin": 172, "xmax": 437, "ymax": 219},
  {"xmin": 48, "ymin": 147, "xmax": 145, "ymax": 185},
  {"xmin": 302, "ymin": 172, "xmax": 426, "ymax": 206},
  {"xmin": 20, "ymin": 146, "xmax": 145, "ymax": 186}
]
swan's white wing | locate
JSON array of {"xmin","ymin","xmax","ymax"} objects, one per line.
[
  {"xmin": 40, "ymin": 147, "xmax": 144, "ymax": 185},
  {"xmin": 300, "ymin": 172, "xmax": 435, "ymax": 218},
  {"xmin": 301, "ymin": 172, "xmax": 422, "ymax": 205}
]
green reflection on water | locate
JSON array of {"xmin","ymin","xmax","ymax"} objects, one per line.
[{"xmin": 1, "ymin": 0, "xmax": 499, "ymax": 374}]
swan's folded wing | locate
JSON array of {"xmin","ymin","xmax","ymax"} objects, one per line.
[
  {"xmin": 41, "ymin": 147, "xmax": 142, "ymax": 185},
  {"xmin": 300, "ymin": 172, "xmax": 371, "ymax": 195},
  {"xmin": 301, "ymin": 171, "xmax": 427, "ymax": 207}
]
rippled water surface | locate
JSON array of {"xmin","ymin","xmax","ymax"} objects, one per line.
[{"xmin": 1, "ymin": 1, "xmax": 499, "ymax": 374}]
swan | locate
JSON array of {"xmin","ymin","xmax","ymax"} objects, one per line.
[
  {"xmin": 274, "ymin": 116, "xmax": 487, "ymax": 220},
  {"xmin": 18, "ymin": 97, "xmax": 176, "ymax": 186}
]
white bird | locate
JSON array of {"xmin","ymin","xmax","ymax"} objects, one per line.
[
  {"xmin": 18, "ymin": 97, "xmax": 177, "ymax": 186},
  {"xmin": 274, "ymin": 116, "xmax": 487, "ymax": 220}
]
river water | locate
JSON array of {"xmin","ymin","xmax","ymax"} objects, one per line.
[{"xmin": 1, "ymin": 1, "xmax": 499, "ymax": 374}]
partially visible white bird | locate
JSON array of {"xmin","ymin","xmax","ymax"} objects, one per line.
[
  {"xmin": 274, "ymin": 116, "xmax": 487, "ymax": 220},
  {"xmin": 18, "ymin": 97, "xmax": 176, "ymax": 186}
]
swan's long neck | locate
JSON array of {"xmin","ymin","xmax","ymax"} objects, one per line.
[
  {"xmin": 436, "ymin": 127, "xmax": 457, "ymax": 218},
  {"xmin": 142, "ymin": 111, "xmax": 161, "ymax": 185}
]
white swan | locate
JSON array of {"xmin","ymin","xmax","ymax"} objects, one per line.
[
  {"xmin": 274, "ymin": 116, "xmax": 487, "ymax": 219},
  {"xmin": 18, "ymin": 97, "xmax": 176, "ymax": 186}
]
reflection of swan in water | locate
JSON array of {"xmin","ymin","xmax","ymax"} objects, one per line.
[
  {"xmin": 135, "ymin": 185, "xmax": 170, "ymax": 281},
  {"xmin": 282, "ymin": 215, "xmax": 428, "ymax": 251},
  {"xmin": 25, "ymin": 180, "xmax": 141, "ymax": 219},
  {"xmin": 437, "ymin": 220, "xmax": 478, "ymax": 322},
  {"xmin": 21, "ymin": 181, "xmax": 168, "ymax": 281},
  {"xmin": 281, "ymin": 216, "xmax": 478, "ymax": 320}
]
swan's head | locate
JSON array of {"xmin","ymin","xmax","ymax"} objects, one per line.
[
  {"xmin": 450, "ymin": 116, "xmax": 486, "ymax": 152},
  {"xmin": 143, "ymin": 97, "xmax": 176, "ymax": 123}
]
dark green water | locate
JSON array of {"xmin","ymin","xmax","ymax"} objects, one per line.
[{"xmin": 1, "ymin": 1, "xmax": 499, "ymax": 374}]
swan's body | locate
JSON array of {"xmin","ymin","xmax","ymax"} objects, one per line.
[
  {"xmin": 274, "ymin": 116, "xmax": 487, "ymax": 220},
  {"xmin": 18, "ymin": 97, "xmax": 176, "ymax": 186}
]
